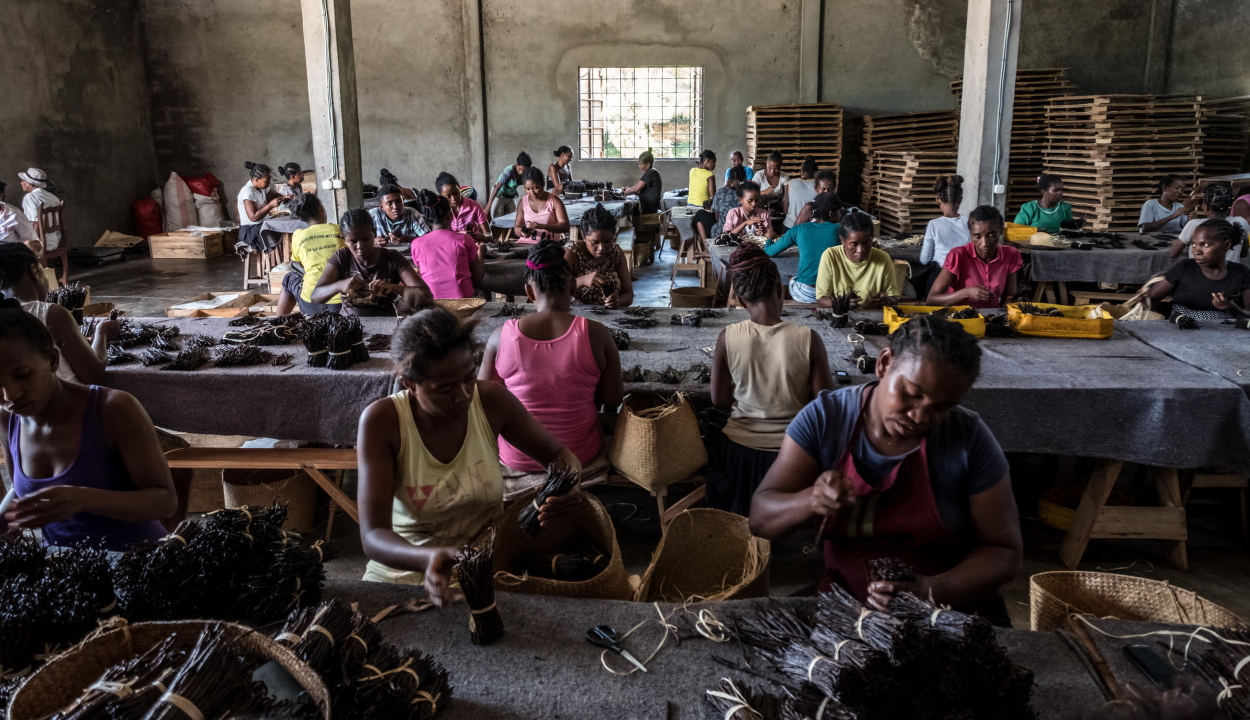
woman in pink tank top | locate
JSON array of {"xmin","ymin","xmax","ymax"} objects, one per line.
[
  {"xmin": 1234, "ymin": 193, "xmax": 1250, "ymax": 224},
  {"xmin": 514, "ymin": 167, "xmax": 569, "ymax": 244},
  {"xmin": 479, "ymin": 240, "xmax": 623, "ymax": 471}
]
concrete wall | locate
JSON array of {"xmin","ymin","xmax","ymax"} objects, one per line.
[
  {"xmin": 1169, "ymin": 0, "xmax": 1250, "ymax": 98},
  {"xmin": 1, "ymin": 0, "xmax": 158, "ymax": 244}
]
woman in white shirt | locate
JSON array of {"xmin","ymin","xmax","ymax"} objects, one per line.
[
  {"xmin": 783, "ymin": 156, "xmax": 819, "ymax": 229},
  {"xmin": 1138, "ymin": 174, "xmax": 1192, "ymax": 234},
  {"xmin": 918, "ymin": 175, "xmax": 969, "ymax": 299},
  {"xmin": 0, "ymin": 181, "xmax": 38, "ymax": 246},
  {"xmin": 237, "ymin": 161, "xmax": 285, "ymax": 252},
  {"xmin": 754, "ymin": 151, "xmax": 790, "ymax": 198},
  {"xmin": 18, "ymin": 168, "xmax": 62, "ymax": 250},
  {"xmin": 1170, "ymin": 183, "xmax": 1250, "ymax": 264}
]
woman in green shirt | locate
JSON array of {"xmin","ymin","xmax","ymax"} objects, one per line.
[
  {"xmin": 1013, "ymin": 173, "xmax": 1074, "ymax": 233},
  {"xmin": 765, "ymin": 192, "xmax": 843, "ymax": 303},
  {"xmin": 485, "ymin": 152, "xmax": 533, "ymax": 219}
]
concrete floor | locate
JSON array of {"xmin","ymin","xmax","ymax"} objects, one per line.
[{"xmin": 68, "ymin": 240, "xmax": 1250, "ymax": 630}]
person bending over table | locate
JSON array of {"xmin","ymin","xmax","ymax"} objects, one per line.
[
  {"xmin": 766, "ymin": 192, "xmax": 842, "ymax": 304},
  {"xmin": 1170, "ymin": 183, "xmax": 1250, "ymax": 264},
  {"xmin": 0, "ymin": 181, "xmax": 39, "ymax": 246},
  {"xmin": 927, "ymin": 205, "xmax": 1021, "ymax": 309},
  {"xmin": 783, "ymin": 155, "xmax": 819, "ymax": 230},
  {"xmin": 565, "ymin": 204, "xmax": 633, "ymax": 308},
  {"xmin": 237, "ymin": 161, "xmax": 285, "ymax": 251},
  {"xmin": 313, "ymin": 209, "xmax": 431, "ymax": 317},
  {"xmin": 277, "ymin": 193, "xmax": 345, "ymax": 316},
  {"xmin": 515, "ymin": 167, "xmax": 570, "ymax": 243},
  {"xmin": 1, "ymin": 301, "xmax": 177, "ymax": 551},
  {"xmin": 479, "ymin": 240, "xmax": 623, "ymax": 481},
  {"xmin": 370, "ymin": 183, "xmax": 430, "ymax": 247},
  {"xmin": 723, "ymin": 182, "xmax": 776, "ymax": 241},
  {"xmin": 1013, "ymin": 173, "xmax": 1074, "ymax": 233},
  {"xmin": 750, "ymin": 316, "xmax": 1023, "ymax": 622},
  {"xmin": 410, "ymin": 190, "xmax": 484, "ymax": 300},
  {"xmin": 357, "ymin": 307, "xmax": 583, "ymax": 598},
  {"xmin": 724, "ymin": 150, "xmax": 754, "ymax": 184},
  {"xmin": 708, "ymin": 166, "xmax": 746, "ymax": 237},
  {"xmin": 0, "ymin": 242, "xmax": 117, "ymax": 384},
  {"xmin": 548, "ymin": 146, "xmax": 574, "ymax": 195},
  {"xmin": 485, "ymin": 152, "xmax": 532, "ymax": 220},
  {"xmin": 816, "ymin": 212, "xmax": 899, "ymax": 310},
  {"xmin": 707, "ymin": 245, "xmax": 833, "ymax": 515},
  {"xmin": 1150, "ymin": 219, "xmax": 1250, "ymax": 322},
  {"xmin": 794, "ymin": 170, "xmax": 837, "ymax": 226},
  {"xmin": 754, "ymin": 151, "xmax": 789, "ymax": 199},
  {"xmin": 379, "ymin": 168, "xmax": 418, "ymax": 202},
  {"xmin": 276, "ymin": 162, "xmax": 304, "ymax": 201},
  {"xmin": 619, "ymin": 149, "xmax": 663, "ymax": 216},
  {"xmin": 1138, "ymin": 174, "xmax": 1192, "ymax": 235},
  {"xmin": 436, "ymin": 172, "xmax": 490, "ymax": 242},
  {"xmin": 687, "ymin": 150, "xmax": 718, "ymax": 212}
]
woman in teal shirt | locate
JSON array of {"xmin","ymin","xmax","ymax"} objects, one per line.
[
  {"xmin": 764, "ymin": 192, "xmax": 842, "ymax": 303},
  {"xmin": 1014, "ymin": 173, "xmax": 1074, "ymax": 233}
]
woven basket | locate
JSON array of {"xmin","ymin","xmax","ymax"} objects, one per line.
[
  {"xmin": 1029, "ymin": 571, "xmax": 1247, "ymax": 632},
  {"xmin": 670, "ymin": 287, "xmax": 715, "ymax": 308},
  {"xmin": 222, "ymin": 469, "xmax": 315, "ymax": 533},
  {"xmin": 476, "ymin": 490, "xmax": 633, "ymax": 600},
  {"xmin": 607, "ymin": 395, "xmax": 708, "ymax": 493},
  {"xmin": 634, "ymin": 509, "xmax": 770, "ymax": 603},
  {"xmin": 433, "ymin": 297, "xmax": 486, "ymax": 322},
  {"xmin": 9, "ymin": 620, "xmax": 330, "ymax": 720}
]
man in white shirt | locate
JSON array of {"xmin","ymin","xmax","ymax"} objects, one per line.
[
  {"xmin": 19, "ymin": 168, "xmax": 62, "ymax": 250},
  {"xmin": 0, "ymin": 180, "xmax": 38, "ymax": 246}
]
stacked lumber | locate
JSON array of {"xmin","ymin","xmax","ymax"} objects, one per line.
[
  {"xmin": 1201, "ymin": 96, "xmax": 1250, "ymax": 176},
  {"xmin": 746, "ymin": 103, "xmax": 843, "ymax": 181},
  {"xmin": 859, "ymin": 110, "xmax": 958, "ymax": 215},
  {"xmin": 1043, "ymin": 94, "xmax": 1204, "ymax": 232},
  {"xmin": 952, "ymin": 68, "xmax": 1076, "ymax": 213},
  {"xmin": 873, "ymin": 150, "xmax": 957, "ymax": 235}
]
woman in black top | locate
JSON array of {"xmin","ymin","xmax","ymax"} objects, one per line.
[
  {"xmin": 621, "ymin": 149, "xmax": 663, "ymax": 216},
  {"xmin": 1150, "ymin": 219, "xmax": 1250, "ymax": 321},
  {"xmin": 313, "ymin": 209, "xmax": 431, "ymax": 317}
]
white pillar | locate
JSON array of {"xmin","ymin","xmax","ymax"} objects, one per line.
[
  {"xmin": 798, "ymin": 0, "xmax": 823, "ymax": 103},
  {"xmin": 956, "ymin": 0, "xmax": 1022, "ymax": 214},
  {"xmin": 301, "ymin": 0, "xmax": 363, "ymax": 220}
]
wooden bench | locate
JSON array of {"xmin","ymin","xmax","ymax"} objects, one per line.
[{"xmin": 1059, "ymin": 461, "xmax": 1188, "ymax": 570}]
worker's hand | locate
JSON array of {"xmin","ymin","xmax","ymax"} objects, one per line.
[
  {"xmin": 577, "ymin": 271, "xmax": 604, "ymax": 289},
  {"xmin": 369, "ymin": 279, "xmax": 400, "ymax": 297},
  {"xmin": 1212, "ymin": 292, "xmax": 1233, "ymax": 310},
  {"xmin": 389, "ymin": 232, "xmax": 404, "ymax": 246},
  {"xmin": 526, "ymin": 221, "xmax": 543, "ymax": 231},
  {"xmin": 1170, "ymin": 206, "xmax": 1187, "ymax": 219},
  {"xmin": 6, "ymin": 486, "xmax": 89, "ymax": 530},
  {"xmin": 96, "ymin": 318, "xmax": 121, "ymax": 343},
  {"xmin": 344, "ymin": 276, "xmax": 369, "ymax": 296},
  {"xmin": 603, "ymin": 292, "xmax": 620, "ymax": 309},
  {"xmin": 867, "ymin": 575, "xmax": 939, "ymax": 613},
  {"xmin": 809, "ymin": 470, "xmax": 857, "ymax": 519},
  {"xmin": 848, "ymin": 295, "xmax": 861, "ymax": 310},
  {"xmin": 423, "ymin": 548, "xmax": 457, "ymax": 608},
  {"xmin": 960, "ymin": 286, "xmax": 994, "ymax": 305}
]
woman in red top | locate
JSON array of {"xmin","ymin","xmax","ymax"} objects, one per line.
[{"xmin": 926, "ymin": 205, "xmax": 1022, "ymax": 308}]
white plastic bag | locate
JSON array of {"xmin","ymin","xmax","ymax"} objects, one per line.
[
  {"xmin": 162, "ymin": 172, "xmax": 197, "ymax": 232},
  {"xmin": 193, "ymin": 193, "xmax": 224, "ymax": 227}
]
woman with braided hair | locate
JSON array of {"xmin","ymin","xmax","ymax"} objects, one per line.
[
  {"xmin": 1171, "ymin": 183, "xmax": 1250, "ymax": 264},
  {"xmin": 565, "ymin": 203, "xmax": 633, "ymax": 307},
  {"xmin": 479, "ymin": 240, "xmax": 623, "ymax": 489},
  {"xmin": 816, "ymin": 212, "xmax": 901, "ymax": 309},
  {"xmin": 706, "ymin": 244, "xmax": 833, "ymax": 515},
  {"xmin": 436, "ymin": 172, "xmax": 490, "ymax": 241},
  {"xmin": 313, "ymin": 208, "xmax": 430, "ymax": 316},
  {"xmin": 409, "ymin": 189, "xmax": 484, "ymax": 299},
  {"xmin": 277, "ymin": 192, "xmax": 345, "ymax": 315},
  {"xmin": 237, "ymin": 161, "xmax": 285, "ymax": 251},
  {"xmin": 1151, "ymin": 219, "xmax": 1250, "ymax": 321}
]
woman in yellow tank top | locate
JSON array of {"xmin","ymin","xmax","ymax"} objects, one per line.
[
  {"xmin": 686, "ymin": 149, "xmax": 717, "ymax": 210},
  {"xmin": 356, "ymin": 306, "xmax": 583, "ymax": 605}
]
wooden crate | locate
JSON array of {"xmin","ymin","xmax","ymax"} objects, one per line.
[
  {"xmin": 746, "ymin": 102, "xmax": 844, "ymax": 179},
  {"xmin": 166, "ymin": 292, "xmax": 259, "ymax": 317},
  {"xmin": 150, "ymin": 231, "xmax": 224, "ymax": 259}
]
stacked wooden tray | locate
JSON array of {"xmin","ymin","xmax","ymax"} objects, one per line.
[
  {"xmin": 745, "ymin": 103, "xmax": 843, "ymax": 181},
  {"xmin": 1042, "ymin": 95, "xmax": 1204, "ymax": 232},
  {"xmin": 952, "ymin": 68, "xmax": 1076, "ymax": 214},
  {"xmin": 859, "ymin": 110, "xmax": 958, "ymax": 215},
  {"xmin": 872, "ymin": 150, "xmax": 957, "ymax": 235},
  {"xmin": 1201, "ymin": 96, "xmax": 1250, "ymax": 176}
]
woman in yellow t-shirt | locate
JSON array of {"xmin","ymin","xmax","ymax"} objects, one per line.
[
  {"xmin": 815, "ymin": 212, "xmax": 901, "ymax": 309},
  {"xmin": 277, "ymin": 193, "xmax": 346, "ymax": 315},
  {"xmin": 356, "ymin": 307, "xmax": 584, "ymax": 602},
  {"xmin": 687, "ymin": 149, "xmax": 717, "ymax": 210}
]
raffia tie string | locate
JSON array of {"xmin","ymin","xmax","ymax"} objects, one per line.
[
  {"xmin": 90, "ymin": 679, "xmax": 137, "ymax": 698},
  {"xmin": 0, "ymin": 665, "xmax": 31, "ymax": 681},
  {"xmin": 275, "ymin": 632, "xmax": 302, "ymax": 645},
  {"xmin": 166, "ymin": 535, "xmax": 187, "ymax": 546},
  {"xmin": 347, "ymin": 633, "xmax": 369, "ymax": 653},
  {"xmin": 855, "ymin": 608, "xmax": 871, "ymax": 640},
  {"xmin": 816, "ymin": 697, "xmax": 830, "ymax": 720},
  {"xmin": 1071, "ymin": 614, "xmax": 1250, "ymax": 669},
  {"xmin": 311, "ymin": 541, "xmax": 325, "ymax": 562},
  {"xmin": 160, "ymin": 692, "xmax": 205, "ymax": 720},
  {"xmin": 807, "ymin": 655, "xmax": 829, "ymax": 680},
  {"xmin": 930, "ymin": 606, "xmax": 951, "ymax": 627},
  {"xmin": 356, "ymin": 658, "xmax": 419, "ymax": 685},
  {"xmin": 330, "ymin": 350, "xmax": 352, "ymax": 356},
  {"xmin": 413, "ymin": 691, "xmax": 440, "ymax": 712},
  {"xmin": 307, "ymin": 349, "xmax": 328, "ymax": 356},
  {"xmin": 599, "ymin": 603, "xmax": 678, "ymax": 676},
  {"xmin": 706, "ymin": 680, "xmax": 762, "ymax": 720},
  {"xmin": 467, "ymin": 602, "xmax": 497, "ymax": 633},
  {"xmin": 100, "ymin": 598, "xmax": 118, "ymax": 613},
  {"xmin": 693, "ymin": 609, "xmax": 729, "ymax": 643}
]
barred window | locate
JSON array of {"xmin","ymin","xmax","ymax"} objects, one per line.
[{"xmin": 578, "ymin": 67, "xmax": 704, "ymax": 160}]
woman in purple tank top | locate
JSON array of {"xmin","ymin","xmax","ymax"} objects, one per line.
[{"xmin": 0, "ymin": 300, "xmax": 175, "ymax": 550}]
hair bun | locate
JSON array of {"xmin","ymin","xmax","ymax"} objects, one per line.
[{"xmin": 244, "ymin": 161, "xmax": 256, "ymax": 169}]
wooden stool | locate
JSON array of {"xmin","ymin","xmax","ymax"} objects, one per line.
[
  {"xmin": 1186, "ymin": 473, "xmax": 1248, "ymax": 543},
  {"xmin": 1032, "ymin": 280, "xmax": 1069, "ymax": 305},
  {"xmin": 670, "ymin": 234, "xmax": 708, "ymax": 289},
  {"xmin": 1059, "ymin": 461, "xmax": 1188, "ymax": 570}
]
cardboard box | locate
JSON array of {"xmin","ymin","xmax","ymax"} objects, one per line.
[
  {"xmin": 150, "ymin": 231, "xmax": 224, "ymax": 259},
  {"xmin": 269, "ymin": 262, "xmax": 291, "ymax": 295},
  {"xmin": 166, "ymin": 292, "xmax": 259, "ymax": 317}
]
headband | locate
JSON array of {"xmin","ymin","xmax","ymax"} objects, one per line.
[{"xmin": 526, "ymin": 259, "xmax": 560, "ymax": 270}]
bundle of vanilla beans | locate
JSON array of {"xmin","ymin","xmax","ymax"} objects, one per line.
[
  {"xmin": 1016, "ymin": 303, "xmax": 1065, "ymax": 318},
  {"xmin": 511, "ymin": 538, "xmax": 610, "ymax": 582},
  {"xmin": 272, "ymin": 600, "xmax": 452, "ymax": 720},
  {"xmin": 113, "ymin": 504, "xmax": 336, "ymax": 624},
  {"xmin": 114, "ymin": 319, "xmax": 180, "ymax": 349},
  {"xmin": 457, "ymin": 534, "xmax": 503, "ymax": 646},
  {"xmin": 1171, "ymin": 626, "xmax": 1250, "ymax": 717},
  {"xmin": 720, "ymin": 563, "xmax": 1035, "ymax": 720},
  {"xmin": 517, "ymin": 466, "xmax": 579, "ymax": 537},
  {"xmin": 45, "ymin": 281, "xmax": 88, "ymax": 315}
]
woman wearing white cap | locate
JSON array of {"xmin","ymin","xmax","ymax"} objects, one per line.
[
  {"xmin": 0, "ymin": 180, "xmax": 38, "ymax": 247},
  {"xmin": 19, "ymin": 169, "xmax": 62, "ymax": 250}
]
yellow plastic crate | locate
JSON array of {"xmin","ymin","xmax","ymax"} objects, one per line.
[
  {"xmin": 1007, "ymin": 302, "xmax": 1115, "ymax": 339},
  {"xmin": 883, "ymin": 305, "xmax": 986, "ymax": 338},
  {"xmin": 1005, "ymin": 223, "xmax": 1036, "ymax": 244}
]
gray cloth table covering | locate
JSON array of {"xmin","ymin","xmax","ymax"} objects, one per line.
[
  {"xmin": 491, "ymin": 199, "xmax": 636, "ymax": 229},
  {"xmin": 1121, "ymin": 319, "xmax": 1250, "ymax": 397},
  {"xmin": 662, "ymin": 192, "xmax": 688, "ymax": 210},
  {"xmin": 257, "ymin": 216, "xmax": 310, "ymax": 254},
  {"xmin": 321, "ymin": 580, "xmax": 1107, "ymax": 720},
  {"xmin": 1026, "ymin": 234, "xmax": 1175, "ymax": 283}
]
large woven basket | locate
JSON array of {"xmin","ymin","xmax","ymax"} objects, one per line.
[
  {"xmin": 634, "ymin": 509, "xmax": 770, "ymax": 603},
  {"xmin": 1029, "ymin": 571, "xmax": 1246, "ymax": 632},
  {"xmin": 9, "ymin": 620, "xmax": 330, "ymax": 720},
  {"xmin": 222, "ymin": 469, "xmax": 315, "ymax": 533},
  {"xmin": 477, "ymin": 489, "xmax": 633, "ymax": 600},
  {"xmin": 434, "ymin": 297, "xmax": 486, "ymax": 322},
  {"xmin": 608, "ymin": 395, "xmax": 708, "ymax": 493}
]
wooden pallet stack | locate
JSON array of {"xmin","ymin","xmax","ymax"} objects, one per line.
[
  {"xmin": 873, "ymin": 150, "xmax": 958, "ymax": 235},
  {"xmin": 1043, "ymin": 95, "xmax": 1204, "ymax": 232},
  {"xmin": 745, "ymin": 103, "xmax": 843, "ymax": 181},
  {"xmin": 1201, "ymin": 96, "xmax": 1250, "ymax": 176},
  {"xmin": 859, "ymin": 110, "xmax": 958, "ymax": 215},
  {"xmin": 952, "ymin": 68, "xmax": 1076, "ymax": 214}
]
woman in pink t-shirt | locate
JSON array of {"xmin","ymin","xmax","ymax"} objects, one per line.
[
  {"xmin": 437, "ymin": 172, "xmax": 490, "ymax": 241},
  {"xmin": 479, "ymin": 239, "xmax": 623, "ymax": 473},
  {"xmin": 927, "ymin": 205, "xmax": 1022, "ymax": 308},
  {"xmin": 410, "ymin": 190, "xmax": 485, "ymax": 299}
]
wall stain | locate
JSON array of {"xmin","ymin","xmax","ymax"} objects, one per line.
[{"xmin": 906, "ymin": 0, "xmax": 966, "ymax": 77}]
